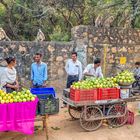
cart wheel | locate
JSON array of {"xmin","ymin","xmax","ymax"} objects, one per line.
[
  {"xmin": 68, "ymin": 106, "xmax": 82, "ymax": 120},
  {"xmin": 80, "ymin": 106, "xmax": 103, "ymax": 131},
  {"xmin": 107, "ymin": 104, "xmax": 128, "ymax": 128}
]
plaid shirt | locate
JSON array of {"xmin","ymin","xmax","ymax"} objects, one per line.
[{"xmin": 133, "ymin": 68, "xmax": 140, "ymax": 77}]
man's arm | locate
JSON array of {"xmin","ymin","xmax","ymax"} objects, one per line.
[
  {"xmin": 133, "ymin": 68, "xmax": 137, "ymax": 76},
  {"xmin": 43, "ymin": 64, "xmax": 48, "ymax": 86},
  {"xmin": 65, "ymin": 60, "xmax": 69, "ymax": 74},
  {"xmin": 98, "ymin": 67, "xmax": 103, "ymax": 78},
  {"xmin": 83, "ymin": 64, "xmax": 93, "ymax": 76},
  {"xmin": 83, "ymin": 72, "xmax": 94, "ymax": 76},
  {"xmin": 31, "ymin": 64, "xmax": 34, "ymax": 87},
  {"xmin": 137, "ymin": 68, "xmax": 140, "ymax": 77}
]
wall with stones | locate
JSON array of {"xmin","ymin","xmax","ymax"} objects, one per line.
[
  {"xmin": 72, "ymin": 25, "xmax": 140, "ymax": 76},
  {"xmin": 0, "ymin": 41, "xmax": 74, "ymax": 93},
  {"xmin": 0, "ymin": 26, "xmax": 140, "ymax": 93}
]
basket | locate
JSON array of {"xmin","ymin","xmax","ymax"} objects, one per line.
[
  {"xmin": 70, "ymin": 88, "xmax": 98, "ymax": 101},
  {"xmin": 126, "ymin": 110, "xmax": 134, "ymax": 125},
  {"xmin": 120, "ymin": 89, "xmax": 130, "ymax": 99},
  {"xmin": 98, "ymin": 88, "xmax": 120, "ymax": 100},
  {"xmin": 30, "ymin": 87, "xmax": 56, "ymax": 99},
  {"xmin": 38, "ymin": 98, "xmax": 59, "ymax": 115},
  {"xmin": 119, "ymin": 82, "xmax": 133, "ymax": 86}
]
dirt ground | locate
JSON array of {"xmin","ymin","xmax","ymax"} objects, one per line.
[
  {"xmin": 30, "ymin": 101, "xmax": 140, "ymax": 140},
  {"xmin": 1, "ymin": 99, "xmax": 140, "ymax": 140}
]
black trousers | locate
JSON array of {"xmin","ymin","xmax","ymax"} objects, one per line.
[
  {"xmin": 63, "ymin": 75, "xmax": 79, "ymax": 105},
  {"xmin": 66, "ymin": 75, "xmax": 79, "ymax": 88},
  {"xmin": 33, "ymin": 85, "xmax": 43, "ymax": 88}
]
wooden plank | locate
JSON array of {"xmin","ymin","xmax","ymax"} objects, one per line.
[
  {"xmin": 35, "ymin": 115, "xmax": 49, "ymax": 140},
  {"xmin": 62, "ymin": 94, "xmax": 140, "ymax": 107},
  {"xmin": 45, "ymin": 115, "xmax": 49, "ymax": 140},
  {"xmin": 0, "ymin": 132, "xmax": 27, "ymax": 140}
]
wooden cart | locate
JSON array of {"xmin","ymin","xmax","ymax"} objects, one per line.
[{"xmin": 62, "ymin": 89, "xmax": 140, "ymax": 131}]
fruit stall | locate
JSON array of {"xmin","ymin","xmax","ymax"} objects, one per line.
[
  {"xmin": 62, "ymin": 70, "xmax": 140, "ymax": 131},
  {"xmin": 0, "ymin": 87, "xmax": 59, "ymax": 140}
]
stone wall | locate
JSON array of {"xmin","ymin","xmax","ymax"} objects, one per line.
[
  {"xmin": 0, "ymin": 41, "xmax": 74, "ymax": 93},
  {"xmin": 0, "ymin": 26, "xmax": 140, "ymax": 93},
  {"xmin": 72, "ymin": 25, "xmax": 140, "ymax": 76}
]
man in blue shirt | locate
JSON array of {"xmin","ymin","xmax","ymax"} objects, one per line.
[{"xmin": 31, "ymin": 53, "xmax": 47, "ymax": 88}]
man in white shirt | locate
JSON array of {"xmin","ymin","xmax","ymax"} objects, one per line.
[
  {"xmin": 83, "ymin": 58, "xmax": 103, "ymax": 78},
  {"xmin": 65, "ymin": 52, "xmax": 83, "ymax": 88}
]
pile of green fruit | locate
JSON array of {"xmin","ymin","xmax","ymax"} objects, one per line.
[
  {"xmin": 71, "ymin": 78, "xmax": 119, "ymax": 90},
  {"xmin": 0, "ymin": 88, "xmax": 36, "ymax": 104},
  {"xmin": 115, "ymin": 70, "xmax": 135, "ymax": 85},
  {"xmin": 71, "ymin": 70, "xmax": 135, "ymax": 90}
]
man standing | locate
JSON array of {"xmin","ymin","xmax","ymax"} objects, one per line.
[
  {"xmin": 31, "ymin": 53, "xmax": 47, "ymax": 88},
  {"xmin": 133, "ymin": 62, "xmax": 140, "ymax": 79},
  {"xmin": 83, "ymin": 58, "xmax": 103, "ymax": 78},
  {"xmin": 65, "ymin": 52, "xmax": 83, "ymax": 88}
]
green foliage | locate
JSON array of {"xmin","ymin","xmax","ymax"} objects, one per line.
[
  {"xmin": 0, "ymin": 0, "xmax": 139, "ymax": 41},
  {"xmin": 50, "ymin": 25, "xmax": 70, "ymax": 41},
  {"xmin": 0, "ymin": 4, "xmax": 6, "ymax": 16},
  {"xmin": 50, "ymin": 32, "xmax": 70, "ymax": 41},
  {"xmin": 135, "ymin": 16, "xmax": 140, "ymax": 28}
]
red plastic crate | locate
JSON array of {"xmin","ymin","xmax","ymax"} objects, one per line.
[
  {"xmin": 98, "ymin": 88, "xmax": 120, "ymax": 100},
  {"xmin": 70, "ymin": 88, "xmax": 98, "ymax": 101}
]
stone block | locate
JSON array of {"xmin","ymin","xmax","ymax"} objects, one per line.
[
  {"xmin": 57, "ymin": 69, "xmax": 64, "ymax": 77},
  {"xmin": 122, "ymin": 47, "xmax": 127, "ymax": 52},
  {"xmin": 93, "ymin": 37, "xmax": 98, "ymax": 43},
  {"xmin": 93, "ymin": 48, "xmax": 98, "ymax": 52},
  {"xmin": 83, "ymin": 32, "xmax": 88, "ymax": 37},
  {"xmin": 128, "ymin": 48, "xmax": 134, "ymax": 53},
  {"xmin": 111, "ymin": 47, "xmax": 117, "ymax": 53},
  {"xmin": 87, "ymin": 48, "xmax": 93, "ymax": 53},
  {"xmin": 10, "ymin": 45, "xmax": 16, "ymax": 49},
  {"xmin": 88, "ymin": 34, "xmax": 93, "ymax": 38},
  {"xmin": 61, "ymin": 48, "xmax": 67, "ymax": 52},
  {"xmin": 56, "ymin": 56, "xmax": 63, "ymax": 62},
  {"xmin": 109, "ymin": 58, "xmax": 115, "ymax": 63},
  {"xmin": 48, "ymin": 45, "xmax": 55, "ymax": 52},
  {"xmin": 3, "ymin": 48, "xmax": 9, "ymax": 53},
  {"xmin": 19, "ymin": 45, "xmax": 26, "ymax": 52}
]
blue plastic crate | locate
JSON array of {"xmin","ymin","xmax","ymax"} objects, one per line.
[{"xmin": 30, "ymin": 87, "xmax": 56, "ymax": 99}]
